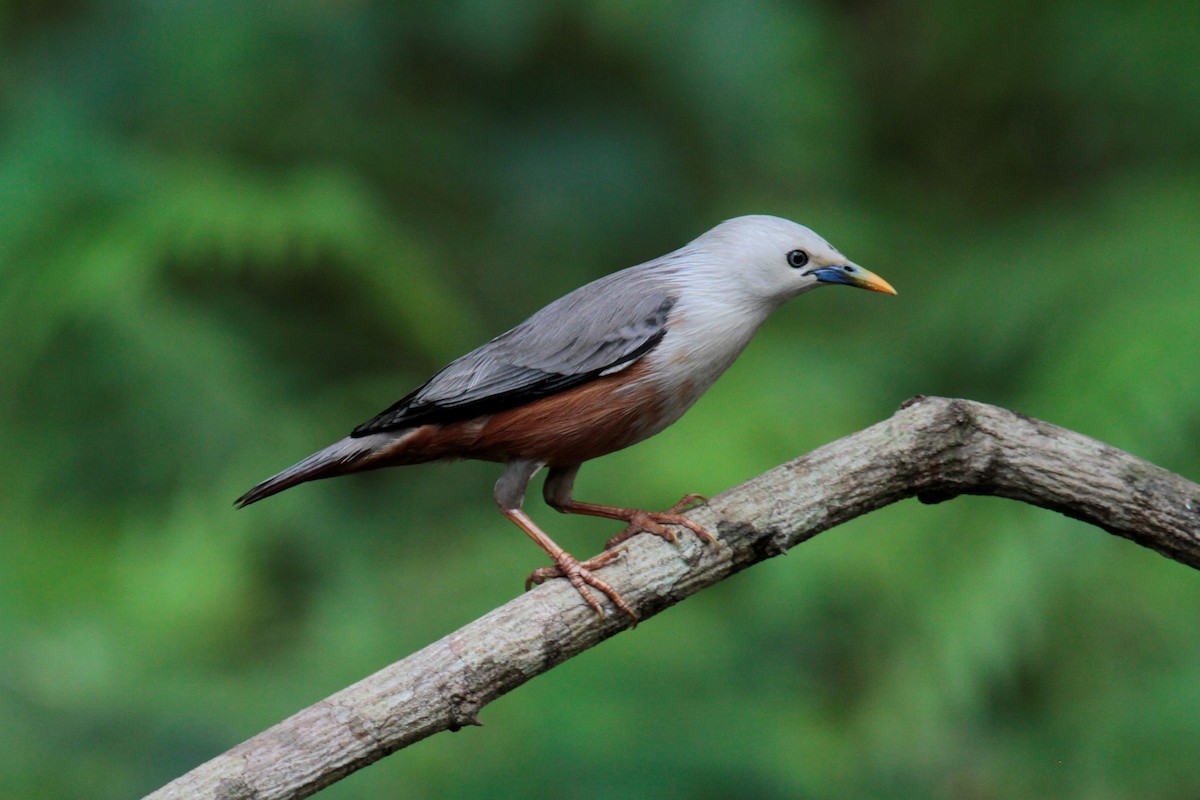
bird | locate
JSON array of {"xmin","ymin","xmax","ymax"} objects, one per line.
[{"xmin": 236, "ymin": 215, "xmax": 895, "ymax": 621}]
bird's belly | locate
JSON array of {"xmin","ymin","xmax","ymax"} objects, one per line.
[
  {"xmin": 393, "ymin": 359, "xmax": 686, "ymax": 467},
  {"xmin": 376, "ymin": 315, "xmax": 754, "ymax": 468}
]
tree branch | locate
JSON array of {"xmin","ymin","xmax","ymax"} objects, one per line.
[{"xmin": 147, "ymin": 396, "xmax": 1200, "ymax": 799}]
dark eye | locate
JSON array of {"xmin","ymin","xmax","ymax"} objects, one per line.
[{"xmin": 786, "ymin": 250, "xmax": 809, "ymax": 269}]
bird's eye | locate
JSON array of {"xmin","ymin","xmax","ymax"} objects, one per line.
[{"xmin": 786, "ymin": 250, "xmax": 809, "ymax": 269}]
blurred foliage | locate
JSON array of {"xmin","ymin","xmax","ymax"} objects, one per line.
[{"xmin": 2, "ymin": 1, "xmax": 1199, "ymax": 798}]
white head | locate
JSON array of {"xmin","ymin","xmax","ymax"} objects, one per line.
[{"xmin": 682, "ymin": 215, "xmax": 895, "ymax": 310}]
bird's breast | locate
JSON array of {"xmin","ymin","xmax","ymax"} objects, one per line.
[{"xmin": 648, "ymin": 299, "xmax": 768, "ymax": 408}]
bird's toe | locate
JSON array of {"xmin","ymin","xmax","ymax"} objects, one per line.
[
  {"xmin": 603, "ymin": 503, "xmax": 717, "ymax": 550},
  {"xmin": 525, "ymin": 550, "xmax": 637, "ymax": 622},
  {"xmin": 668, "ymin": 493, "xmax": 708, "ymax": 514}
]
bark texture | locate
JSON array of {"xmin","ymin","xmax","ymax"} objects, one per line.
[{"xmin": 147, "ymin": 396, "xmax": 1200, "ymax": 800}]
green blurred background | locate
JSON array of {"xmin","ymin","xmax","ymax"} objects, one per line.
[{"xmin": 3, "ymin": 2, "xmax": 1200, "ymax": 798}]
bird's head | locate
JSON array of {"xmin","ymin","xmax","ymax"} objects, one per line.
[{"xmin": 694, "ymin": 215, "xmax": 896, "ymax": 307}]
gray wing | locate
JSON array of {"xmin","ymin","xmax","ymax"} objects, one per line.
[{"xmin": 351, "ymin": 267, "xmax": 678, "ymax": 436}]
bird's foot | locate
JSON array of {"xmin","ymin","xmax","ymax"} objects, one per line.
[
  {"xmin": 526, "ymin": 548, "xmax": 638, "ymax": 622},
  {"xmin": 604, "ymin": 493, "xmax": 715, "ymax": 550}
]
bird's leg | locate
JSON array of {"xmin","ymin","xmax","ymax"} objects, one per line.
[
  {"xmin": 495, "ymin": 461, "xmax": 637, "ymax": 621},
  {"xmin": 544, "ymin": 466, "xmax": 716, "ymax": 551},
  {"xmin": 503, "ymin": 508, "xmax": 636, "ymax": 621}
]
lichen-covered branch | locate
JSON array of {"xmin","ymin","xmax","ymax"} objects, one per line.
[{"xmin": 146, "ymin": 396, "xmax": 1200, "ymax": 800}]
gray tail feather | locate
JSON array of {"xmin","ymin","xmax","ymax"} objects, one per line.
[{"xmin": 234, "ymin": 434, "xmax": 390, "ymax": 508}]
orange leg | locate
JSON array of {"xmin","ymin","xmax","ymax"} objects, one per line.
[
  {"xmin": 544, "ymin": 466, "xmax": 716, "ymax": 551},
  {"xmin": 501, "ymin": 507, "xmax": 636, "ymax": 621},
  {"xmin": 495, "ymin": 459, "xmax": 637, "ymax": 622}
]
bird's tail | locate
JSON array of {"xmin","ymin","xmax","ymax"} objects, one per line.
[{"xmin": 234, "ymin": 433, "xmax": 396, "ymax": 508}]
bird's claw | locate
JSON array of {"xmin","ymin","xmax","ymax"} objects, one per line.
[
  {"xmin": 604, "ymin": 493, "xmax": 716, "ymax": 550},
  {"xmin": 525, "ymin": 548, "xmax": 638, "ymax": 622},
  {"xmin": 669, "ymin": 493, "xmax": 709, "ymax": 514},
  {"xmin": 520, "ymin": 492, "xmax": 716, "ymax": 623}
]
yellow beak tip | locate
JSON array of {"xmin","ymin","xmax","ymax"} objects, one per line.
[{"xmin": 863, "ymin": 274, "xmax": 897, "ymax": 296}]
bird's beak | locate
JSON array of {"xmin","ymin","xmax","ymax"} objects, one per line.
[{"xmin": 805, "ymin": 264, "xmax": 897, "ymax": 295}]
